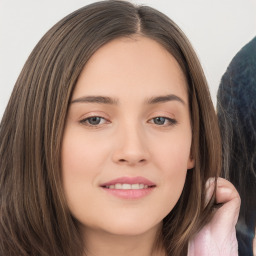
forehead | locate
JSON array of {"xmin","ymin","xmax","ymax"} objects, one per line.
[{"xmin": 72, "ymin": 36, "xmax": 188, "ymax": 103}]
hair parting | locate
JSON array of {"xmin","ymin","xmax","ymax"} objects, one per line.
[{"xmin": 0, "ymin": 1, "xmax": 221, "ymax": 255}]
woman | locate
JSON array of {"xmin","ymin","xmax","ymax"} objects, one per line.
[
  {"xmin": 217, "ymin": 37, "xmax": 256, "ymax": 256},
  {"xmin": 0, "ymin": 1, "xmax": 239, "ymax": 255}
]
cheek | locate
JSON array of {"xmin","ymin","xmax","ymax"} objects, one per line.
[
  {"xmin": 61, "ymin": 126, "xmax": 116, "ymax": 204},
  {"xmin": 61, "ymin": 132, "xmax": 107, "ymax": 227},
  {"xmin": 151, "ymin": 134, "xmax": 192, "ymax": 210},
  {"xmin": 61, "ymin": 128, "xmax": 109, "ymax": 176},
  {"xmin": 61, "ymin": 129, "xmax": 105, "ymax": 208},
  {"xmin": 152, "ymin": 132, "xmax": 192, "ymax": 174}
]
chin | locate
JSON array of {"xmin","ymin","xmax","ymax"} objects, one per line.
[{"xmin": 99, "ymin": 218, "xmax": 162, "ymax": 237}]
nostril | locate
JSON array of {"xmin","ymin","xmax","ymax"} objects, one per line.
[{"xmin": 117, "ymin": 158, "xmax": 146, "ymax": 165}]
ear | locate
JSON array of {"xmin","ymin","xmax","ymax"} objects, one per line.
[{"xmin": 187, "ymin": 153, "xmax": 195, "ymax": 170}]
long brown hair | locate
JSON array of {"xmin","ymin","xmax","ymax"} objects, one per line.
[{"xmin": 0, "ymin": 1, "xmax": 221, "ymax": 255}]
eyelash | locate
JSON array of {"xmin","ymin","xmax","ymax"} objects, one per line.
[
  {"xmin": 79, "ymin": 116, "xmax": 177, "ymax": 128},
  {"xmin": 149, "ymin": 117, "xmax": 177, "ymax": 126},
  {"xmin": 80, "ymin": 116, "xmax": 109, "ymax": 127}
]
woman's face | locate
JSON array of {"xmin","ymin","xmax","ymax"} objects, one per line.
[{"xmin": 61, "ymin": 36, "xmax": 194, "ymax": 237}]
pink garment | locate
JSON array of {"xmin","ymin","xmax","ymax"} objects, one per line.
[{"xmin": 188, "ymin": 178, "xmax": 240, "ymax": 256}]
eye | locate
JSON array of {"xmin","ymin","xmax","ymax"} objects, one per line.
[
  {"xmin": 80, "ymin": 116, "xmax": 108, "ymax": 126},
  {"xmin": 150, "ymin": 117, "xmax": 177, "ymax": 126}
]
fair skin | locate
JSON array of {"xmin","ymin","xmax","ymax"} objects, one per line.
[
  {"xmin": 61, "ymin": 36, "xmax": 240, "ymax": 255},
  {"xmin": 62, "ymin": 36, "xmax": 194, "ymax": 256}
]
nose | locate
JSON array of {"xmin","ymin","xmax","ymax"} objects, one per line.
[{"xmin": 112, "ymin": 124, "xmax": 150, "ymax": 166}]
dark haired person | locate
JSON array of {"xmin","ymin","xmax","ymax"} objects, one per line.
[
  {"xmin": 0, "ymin": 1, "xmax": 240, "ymax": 255},
  {"xmin": 217, "ymin": 36, "xmax": 256, "ymax": 256}
]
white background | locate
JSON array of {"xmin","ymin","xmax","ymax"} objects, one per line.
[{"xmin": 0, "ymin": 0, "xmax": 256, "ymax": 119}]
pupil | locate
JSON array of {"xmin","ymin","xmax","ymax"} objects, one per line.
[
  {"xmin": 154, "ymin": 117, "xmax": 165, "ymax": 125},
  {"xmin": 89, "ymin": 117, "xmax": 101, "ymax": 125}
]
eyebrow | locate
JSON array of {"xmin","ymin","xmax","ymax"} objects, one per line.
[
  {"xmin": 70, "ymin": 94, "xmax": 185, "ymax": 105},
  {"xmin": 146, "ymin": 94, "xmax": 185, "ymax": 105},
  {"xmin": 70, "ymin": 96, "xmax": 118, "ymax": 105}
]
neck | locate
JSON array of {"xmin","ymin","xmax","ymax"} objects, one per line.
[{"xmin": 82, "ymin": 224, "xmax": 165, "ymax": 256}]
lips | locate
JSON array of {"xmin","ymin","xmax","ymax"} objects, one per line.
[
  {"xmin": 105, "ymin": 183, "xmax": 150, "ymax": 189},
  {"xmin": 100, "ymin": 176, "xmax": 156, "ymax": 199},
  {"xmin": 101, "ymin": 176, "xmax": 156, "ymax": 188}
]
